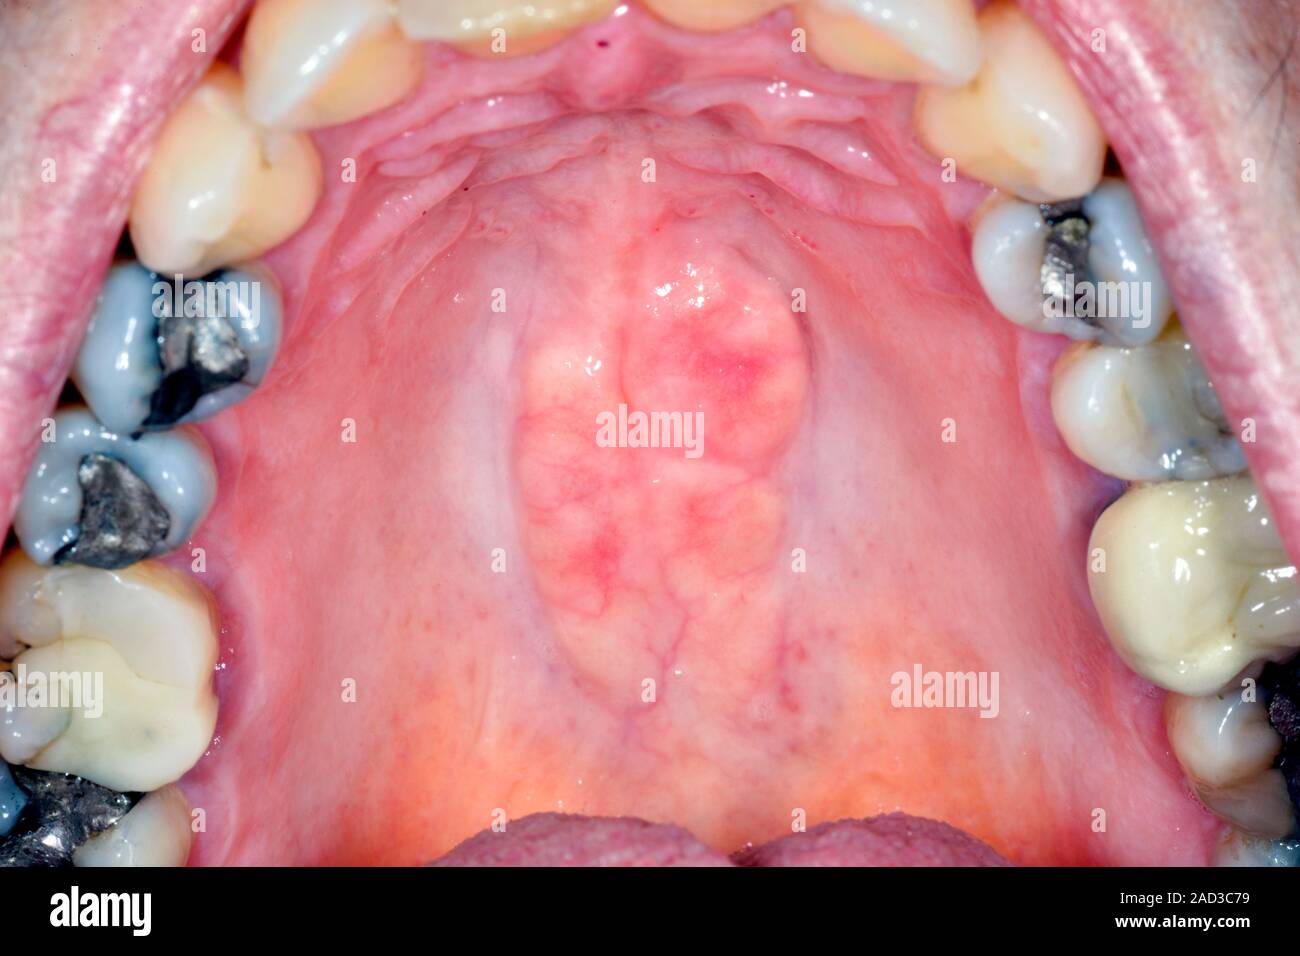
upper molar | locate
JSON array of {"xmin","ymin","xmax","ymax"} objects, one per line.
[
  {"xmin": 1166, "ymin": 679, "xmax": 1295, "ymax": 838},
  {"xmin": 242, "ymin": 0, "xmax": 425, "ymax": 131},
  {"xmin": 1050, "ymin": 324, "xmax": 1245, "ymax": 482},
  {"xmin": 73, "ymin": 785, "xmax": 193, "ymax": 867},
  {"xmin": 1215, "ymin": 829, "xmax": 1300, "ymax": 866},
  {"xmin": 14, "ymin": 406, "xmax": 217, "ymax": 570},
  {"xmin": 642, "ymin": 0, "xmax": 786, "ymax": 32},
  {"xmin": 795, "ymin": 0, "xmax": 981, "ymax": 86},
  {"xmin": 913, "ymin": 0, "xmax": 1105, "ymax": 202},
  {"xmin": 0, "ymin": 551, "xmax": 219, "ymax": 794},
  {"xmin": 1088, "ymin": 475, "xmax": 1300, "ymax": 697},
  {"xmin": 73, "ymin": 262, "xmax": 282, "ymax": 434},
  {"xmin": 129, "ymin": 63, "xmax": 323, "ymax": 276},
  {"xmin": 396, "ymin": 0, "xmax": 619, "ymax": 55}
]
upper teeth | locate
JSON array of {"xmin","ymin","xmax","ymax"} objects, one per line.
[
  {"xmin": 1215, "ymin": 829, "xmax": 1300, "ymax": 867},
  {"xmin": 1165, "ymin": 677, "xmax": 1295, "ymax": 838},
  {"xmin": 1050, "ymin": 324, "xmax": 1245, "ymax": 482},
  {"xmin": 72, "ymin": 263, "xmax": 283, "ymax": 435},
  {"xmin": 643, "ymin": 0, "xmax": 786, "ymax": 32},
  {"xmin": 0, "ymin": 551, "xmax": 219, "ymax": 794},
  {"xmin": 972, "ymin": 179, "xmax": 1174, "ymax": 346},
  {"xmin": 241, "ymin": 0, "xmax": 425, "ymax": 131},
  {"xmin": 128, "ymin": 63, "xmax": 323, "ymax": 276},
  {"xmin": 1088, "ymin": 476, "xmax": 1300, "ymax": 698},
  {"xmin": 795, "ymin": 0, "xmax": 981, "ymax": 86},
  {"xmin": 396, "ymin": 0, "xmax": 619, "ymax": 52},
  {"xmin": 72, "ymin": 784, "xmax": 193, "ymax": 867},
  {"xmin": 913, "ymin": 0, "xmax": 1106, "ymax": 202},
  {"xmin": 14, "ymin": 407, "xmax": 217, "ymax": 570}
]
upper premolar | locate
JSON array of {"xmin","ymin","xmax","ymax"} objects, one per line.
[
  {"xmin": 972, "ymin": 179, "xmax": 1174, "ymax": 346},
  {"xmin": 73, "ymin": 262, "xmax": 282, "ymax": 435}
]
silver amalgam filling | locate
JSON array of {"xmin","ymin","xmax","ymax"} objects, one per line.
[
  {"xmin": 146, "ymin": 310, "xmax": 251, "ymax": 427},
  {"xmin": 53, "ymin": 453, "xmax": 171, "ymax": 569},
  {"xmin": 1038, "ymin": 199, "xmax": 1092, "ymax": 323},
  {"xmin": 0, "ymin": 767, "xmax": 137, "ymax": 868},
  {"xmin": 14, "ymin": 406, "xmax": 216, "ymax": 567},
  {"xmin": 73, "ymin": 261, "xmax": 282, "ymax": 434}
]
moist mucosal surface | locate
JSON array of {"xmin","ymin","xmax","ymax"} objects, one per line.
[
  {"xmin": 10, "ymin": 0, "xmax": 1299, "ymax": 868},
  {"xmin": 167, "ymin": 45, "xmax": 1216, "ymax": 864}
]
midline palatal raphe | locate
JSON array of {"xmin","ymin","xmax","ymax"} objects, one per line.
[{"xmin": 595, "ymin": 403, "xmax": 705, "ymax": 460}]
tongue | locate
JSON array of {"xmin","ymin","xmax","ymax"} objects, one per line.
[{"xmin": 0, "ymin": 0, "xmax": 1283, "ymax": 866}]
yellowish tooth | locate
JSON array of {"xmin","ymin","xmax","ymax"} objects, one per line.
[
  {"xmin": 242, "ymin": 0, "xmax": 425, "ymax": 131},
  {"xmin": 1088, "ymin": 476, "xmax": 1300, "ymax": 697},
  {"xmin": 129, "ymin": 63, "xmax": 323, "ymax": 275},
  {"xmin": 642, "ymin": 0, "xmax": 786, "ymax": 32},
  {"xmin": 1166, "ymin": 683, "xmax": 1295, "ymax": 838},
  {"xmin": 396, "ymin": 0, "xmax": 618, "ymax": 56},
  {"xmin": 0, "ymin": 551, "xmax": 219, "ymax": 793},
  {"xmin": 795, "ymin": 0, "xmax": 981, "ymax": 86},
  {"xmin": 73, "ymin": 786, "xmax": 193, "ymax": 867},
  {"xmin": 913, "ymin": 0, "xmax": 1105, "ymax": 202}
]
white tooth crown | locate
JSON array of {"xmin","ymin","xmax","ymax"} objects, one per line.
[
  {"xmin": 796, "ymin": 0, "xmax": 982, "ymax": 86},
  {"xmin": 1051, "ymin": 326, "xmax": 1245, "ymax": 482},
  {"xmin": 396, "ymin": 0, "xmax": 618, "ymax": 52},
  {"xmin": 1088, "ymin": 476, "xmax": 1300, "ymax": 697},
  {"xmin": 129, "ymin": 63, "xmax": 323, "ymax": 275},
  {"xmin": 914, "ymin": 0, "xmax": 1105, "ymax": 202},
  {"xmin": 1165, "ymin": 683, "xmax": 1295, "ymax": 838},
  {"xmin": 643, "ymin": 0, "xmax": 786, "ymax": 32},
  {"xmin": 242, "ymin": 0, "xmax": 425, "ymax": 131},
  {"xmin": 1082, "ymin": 178, "xmax": 1174, "ymax": 347},
  {"xmin": 73, "ymin": 785, "xmax": 193, "ymax": 867},
  {"xmin": 0, "ymin": 551, "xmax": 219, "ymax": 793}
]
